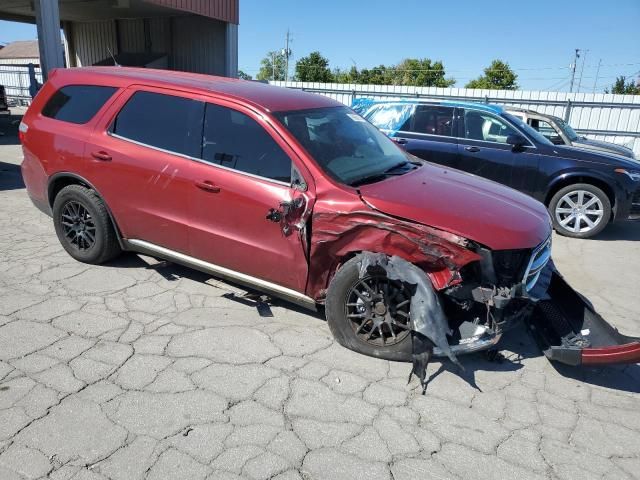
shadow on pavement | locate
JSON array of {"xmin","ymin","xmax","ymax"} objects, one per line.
[
  {"xmin": 592, "ymin": 222, "xmax": 640, "ymax": 241},
  {"xmin": 0, "ymin": 161, "xmax": 25, "ymax": 190},
  {"xmin": 552, "ymin": 362, "xmax": 640, "ymax": 394}
]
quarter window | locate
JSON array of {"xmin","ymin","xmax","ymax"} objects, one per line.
[
  {"xmin": 406, "ymin": 105, "xmax": 454, "ymax": 137},
  {"xmin": 42, "ymin": 85, "xmax": 117, "ymax": 124},
  {"xmin": 111, "ymin": 91, "xmax": 204, "ymax": 158},
  {"xmin": 463, "ymin": 110, "xmax": 518, "ymax": 144},
  {"xmin": 202, "ymin": 103, "xmax": 291, "ymax": 183}
]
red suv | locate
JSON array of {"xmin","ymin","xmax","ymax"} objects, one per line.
[{"xmin": 20, "ymin": 67, "xmax": 640, "ymax": 373}]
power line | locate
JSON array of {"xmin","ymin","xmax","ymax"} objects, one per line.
[
  {"xmin": 544, "ymin": 76, "xmax": 571, "ymax": 91},
  {"xmin": 576, "ymin": 49, "xmax": 589, "ymax": 92},
  {"xmin": 593, "ymin": 59, "xmax": 602, "ymax": 93}
]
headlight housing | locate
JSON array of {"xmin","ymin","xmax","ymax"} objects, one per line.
[{"xmin": 615, "ymin": 168, "xmax": 640, "ymax": 181}]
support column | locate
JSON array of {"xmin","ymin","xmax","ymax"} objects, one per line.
[
  {"xmin": 34, "ymin": 0, "xmax": 65, "ymax": 79},
  {"xmin": 224, "ymin": 23, "xmax": 238, "ymax": 78}
]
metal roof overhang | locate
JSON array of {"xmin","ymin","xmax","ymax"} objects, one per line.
[{"xmin": 0, "ymin": 0, "xmax": 238, "ymax": 25}]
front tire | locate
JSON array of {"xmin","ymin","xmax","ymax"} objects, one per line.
[
  {"xmin": 325, "ymin": 255, "xmax": 413, "ymax": 361},
  {"xmin": 52, "ymin": 185, "xmax": 121, "ymax": 264},
  {"xmin": 549, "ymin": 183, "xmax": 611, "ymax": 239}
]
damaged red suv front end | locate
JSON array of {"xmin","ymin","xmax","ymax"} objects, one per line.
[{"xmin": 275, "ymin": 107, "xmax": 640, "ymax": 375}]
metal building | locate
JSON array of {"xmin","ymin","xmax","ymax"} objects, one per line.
[{"xmin": 0, "ymin": 0, "xmax": 239, "ymax": 78}]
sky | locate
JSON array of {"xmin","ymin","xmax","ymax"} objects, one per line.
[
  {"xmin": 1, "ymin": 0, "xmax": 639, "ymax": 92},
  {"xmin": 237, "ymin": 0, "xmax": 640, "ymax": 91}
]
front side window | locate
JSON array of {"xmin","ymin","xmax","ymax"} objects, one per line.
[
  {"xmin": 202, "ymin": 104, "xmax": 291, "ymax": 183},
  {"xmin": 275, "ymin": 106, "xmax": 414, "ymax": 186},
  {"xmin": 111, "ymin": 91, "xmax": 204, "ymax": 158},
  {"xmin": 504, "ymin": 113, "xmax": 553, "ymax": 146},
  {"xmin": 531, "ymin": 118, "xmax": 562, "ymax": 142},
  {"xmin": 42, "ymin": 85, "xmax": 117, "ymax": 124},
  {"xmin": 463, "ymin": 110, "xmax": 518, "ymax": 144},
  {"xmin": 408, "ymin": 105, "xmax": 454, "ymax": 136}
]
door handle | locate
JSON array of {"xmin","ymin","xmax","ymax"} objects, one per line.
[
  {"xmin": 464, "ymin": 146, "xmax": 481, "ymax": 153},
  {"xmin": 393, "ymin": 138, "xmax": 408, "ymax": 145},
  {"xmin": 91, "ymin": 151, "xmax": 112, "ymax": 161},
  {"xmin": 194, "ymin": 180, "xmax": 220, "ymax": 193}
]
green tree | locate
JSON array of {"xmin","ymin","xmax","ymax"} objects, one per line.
[
  {"xmin": 333, "ymin": 66, "xmax": 359, "ymax": 83},
  {"xmin": 295, "ymin": 51, "xmax": 333, "ymax": 82},
  {"xmin": 357, "ymin": 65, "xmax": 394, "ymax": 85},
  {"xmin": 465, "ymin": 60, "xmax": 518, "ymax": 90},
  {"xmin": 331, "ymin": 59, "xmax": 454, "ymax": 86},
  {"xmin": 256, "ymin": 51, "xmax": 286, "ymax": 81},
  {"xmin": 237, "ymin": 70, "xmax": 252, "ymax": 80},
  {"xmin": 606, "ymin": 76, "xmax": 640, "ymax": 95},
  {"xmin": 390, "ymin": 58, "xmax": 455, "ymax": 87}
]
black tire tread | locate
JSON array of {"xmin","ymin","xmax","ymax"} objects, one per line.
[
  {"xmin": 325, "ymin": 255, "xmax": 413, "ymax": 362},
  {"xmin": 52, "ymin": 184, "xmax": 121, "ymax": 264}
]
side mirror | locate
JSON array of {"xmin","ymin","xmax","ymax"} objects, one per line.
[
  {"xmin": 506, "ymin": 134, "xmax": 527, "ymax": 151},
  {"xmin": 550, "ymin": 136, "xmax": 564, "ymax": 145}
]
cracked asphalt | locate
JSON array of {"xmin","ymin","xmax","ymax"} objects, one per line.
[{"xmin": 1, "ymin": 111, "xmax": 639, "ymax": 480}]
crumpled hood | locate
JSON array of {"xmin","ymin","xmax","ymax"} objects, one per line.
[
  {"xmin": 572, "ymin": 137, "xmax": 636, "ymax": 159},
  {"xmin": 359, "ymin": 163, "xmax": 551, "ymax": 251}
]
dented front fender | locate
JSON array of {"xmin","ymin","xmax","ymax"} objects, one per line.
[{"xmin": 306, "ymin": 209, "xmax": 481, "ymax": 300}]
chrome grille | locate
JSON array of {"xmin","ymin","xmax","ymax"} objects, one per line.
[{"xmin": 523, "ymin": 236, "xmax": 552, "ymax": 292}]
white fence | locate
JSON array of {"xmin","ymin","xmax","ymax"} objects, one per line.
[
  {"xmin": 0, "ymin": 63, "xmax": 43, "ymax": 106},
  {"xmin": 271, "ymin": 81, "xmax": 640, "ymax": 157}
]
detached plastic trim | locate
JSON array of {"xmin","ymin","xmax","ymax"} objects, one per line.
[{"xmin": 581, "ymin": 342, "xmax": 640, "ymax": 365}]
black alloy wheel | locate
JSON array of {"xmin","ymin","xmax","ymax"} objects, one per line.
[
  {"xmin": 345, "ymin": 275, "xmax": 412, "ymax": 347},
  {"xmin": 60, "ymin": 200, "xmax": 97, "ymax": 251}
]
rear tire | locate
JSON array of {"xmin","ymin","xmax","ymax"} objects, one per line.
[
  {"xmin": 325, "ymin": 255, "xmax": 413, "ymax": 361},
  {"xmin": 52, "ymin": 185, "xmax": 121, "ymax": 264},
  {"xmin": 549, "ymin": 183, "xmax": 611, "ymax": 239}
]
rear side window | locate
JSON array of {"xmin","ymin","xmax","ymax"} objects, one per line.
[
  {"xmin": 111, "ymin": 91, "xmax": 204, "ymax": 158},
  {"xmin": 202, "ymin": 103, "xmax": 291, "ymax": 183},
  {"xmin": 407, "ymin": 106, "xmax": 454, "ymax": 136},
  {"xmin": 42, "ymin": 85, "xmax": 117, "ymax": 124}
]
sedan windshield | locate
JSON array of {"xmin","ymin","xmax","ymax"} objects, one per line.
[
  {"xmin": 274, "ymin": 106, "xmax": 415, "ymax": 186},
  {"xmin": 554, "ymin": 117, "xmax": 580, "ymax": 141}
]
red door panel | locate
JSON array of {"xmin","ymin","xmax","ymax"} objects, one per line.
[
  {"xmin": 86, "ymin": 131, "xmax": 194, "ymax": 253},
  {"xmin": 84, "ymin": 86, "xmax": 205, "ymax": 254},
  {"xmin": 188, "ymin": 162, "xmax": 309, "ymax": 292}
]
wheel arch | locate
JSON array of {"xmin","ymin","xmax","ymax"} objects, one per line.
[
  {"xmin": 319, "ymin": 249, "xmax": 452, "ymax": 301},
  {"xmin": 48, "ymin": 172, "xmax": 126, "ymax": 249},
  {"xmin": 544, "ymin": 174, "xmax": 616, "ymax": 214}
]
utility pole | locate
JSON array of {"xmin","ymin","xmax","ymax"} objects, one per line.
[
  {"xmin": 593, "ymin": 58, "xmax": 602, "ymax": 93},
  {"xmin": 576, "ymin": 49, "xmax": 589, "ymax": 93},
  {"xmin": 282, "ymin": 29, "xmax": 293, "ymax": 82},
  {"xmin": 569, "ymin": 48, "xmax": 580, "ymax": 93},
  {"xmin": 271, "ymin": 52, "xmax": 276, "ymax": 81}
]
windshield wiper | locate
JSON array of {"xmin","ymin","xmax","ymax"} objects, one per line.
[
  {"xmin": 383, "ymin": 161, "xmax": 413, "ymax": 174},
  {"xmin": 349, "ymin": 163, "xmax": 417, "ymax": 187}
]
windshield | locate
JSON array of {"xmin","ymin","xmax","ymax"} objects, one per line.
[
  {"xmin": 503, "ymin": 113, "xmax": 554, "ymax": 146},
  {"xmin": 554, "ymin": 117, "xmax": 580, "ymax": 141},
  {"xmin": 274, "ymin": 106, "xmax": 414, "ymax": 186}
]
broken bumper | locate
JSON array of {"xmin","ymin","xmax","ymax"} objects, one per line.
[
  {"xmin": 432, "ymin": 326, "xmax": 502, "ymax": 357},
  {"xmin": 527, "ymin": 270, "xmax": 640, "ymax": 366}
]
